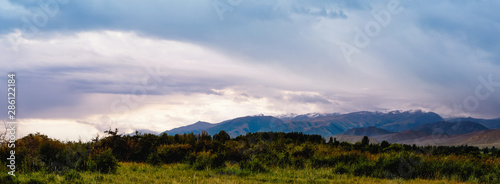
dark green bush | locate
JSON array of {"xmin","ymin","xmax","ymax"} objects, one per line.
[
  {"xmin": 92, "ymin": 149, "xmax": 118, "ymax": 174},
  {"xmin": 353, "ymin": 161, "xmax": 375, "ymax": 176},
  {"xmin": 64, "ymin": 169, "xmax": 82, "ymax": 181},
  {"xmin": 146, "ymin": 152, "xmax": 162, "ymax": 166},
  {"xmin": 189, "ymin": 151, "xmax": 226, "ymax": 170},
  {"xmin": 157, "ymin": 144, "xmax": 192, "ymax": 163},
  {"xmin": 0, "ymin": 174, "xmax": 19, "ymax": 184},
  {"xmin": 240, "ymin": 159, "xmax": 268, "ymax": 173},
  {"xmin": 334, "ymin": 165, "xmax": 349, "ymax": 174}
]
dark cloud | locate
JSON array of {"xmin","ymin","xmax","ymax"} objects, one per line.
[
  {"xmin": 288, "ymin": 94, "xmax": 331, "ymax": 104},
  {"xmin": 1, "ymin": 0, "xmax": 500, "ymax": 120}
]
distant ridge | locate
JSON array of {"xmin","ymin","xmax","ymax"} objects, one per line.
[
  {"xmin": 340, "ymin": 126, "xmax": 394, "ymax": 137},
  {"xmin": 397, "ymin": 129, "xmax": 500, "ymax": 148},
  {"xmin": 412, "ymin": 121, "xmax": 488, "ymax": 135},
  {"xmin": 164, "ymin": 121, "xmax": 215, "ymax": 135},
  {"xmin": 371, "ymin": 121, "xmax": 489, "ymax": 142},
  {"xmin": 448, "ymin": 117, "xmax": 500, "ymax": 129},
  {"xmin": 161, "ymin": 110, "xmax": 444, "ymax": 137},
  {"xmin": 159, "ymin": 110, "xmax": 500, "ymax": 147}
]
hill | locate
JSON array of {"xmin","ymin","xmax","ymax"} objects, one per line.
[
  {"xmin": 160, "ymin": 110, "xmax": 445, "ymax": 138},
  {"xmin": 340, "ymin": 126, "xmax": 394, "ymax": 136},
  {"xmin": 412, "ymin": 121, "xmax": 488, "ymax": 135},
  {"xmin": 398, "ymin": 129, "xmax": 500, "ymax": 148},
  {"xmin": 204, "ymin": 115, "xmax": 285, "ymax": 137},
  {"xmin": 163, "ymin": 121, "xmax": 215, "ymax": 135},
  {"xmin": 371, "ymin": 121, "xmax": 489, "ymax": 143},
  {"xmin": 448, "ymin": 117, "xmax": 500, "ymax": 129},
  {"xmin": 301, "ymin": 110, "xmax": 444, "ymax": 133}
]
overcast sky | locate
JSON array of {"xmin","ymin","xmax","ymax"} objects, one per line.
[{"xmin": 1, "ymin": 0, "xmax": 499, "ymax": 141}]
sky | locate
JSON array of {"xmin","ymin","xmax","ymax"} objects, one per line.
[{"xmin": 0, "ymin": 0, "xmax": 499, "ymax": 141}]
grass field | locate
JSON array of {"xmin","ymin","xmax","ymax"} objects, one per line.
[{"xmin": 9, "ymin": 162, "xmax": 472, "ymax": 184}]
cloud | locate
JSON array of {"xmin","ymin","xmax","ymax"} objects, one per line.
[{"xmin": 0, "ymin": 1, "xmax": 500, "ymax": 140}]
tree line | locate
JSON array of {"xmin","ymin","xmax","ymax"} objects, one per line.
[{"xmin": 1, "ymin": 129, "xmax": 500, "ymax": 183}]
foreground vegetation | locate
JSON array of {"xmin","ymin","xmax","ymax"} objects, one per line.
[
  {"xmin": 1, "ymin": 162, "xmax": 474, "ymax": 184},
  {"xmin": 1, "ymin": 129, "xmax": 499, "ymax": 183}
]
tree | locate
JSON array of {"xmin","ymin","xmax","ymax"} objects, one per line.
[
  {"xmin": 328, "ymin": 137, "xmax": 334, "ymax": 145},
  {"xmin": 213, "ymin": 130, "xmax": 230, "ymax": 143},
  {"xmin": 381, "ymin": 140, "xmax": 390, "ymax": 149},
  {"xmin": 93, "ymin": 148, "xmax": 118, "ymax": 174},
  {"xmin": 361, "ymin": 136, "xmax": 370, "ymax": 146},
  {"xmin": 333, "ymin": 138, "xmax": 340, "ymax": 147}
]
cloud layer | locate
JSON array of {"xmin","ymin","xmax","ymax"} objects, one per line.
[{"xmin": 0, "ymin": 0, "xmax": 499, "ymax": 140}]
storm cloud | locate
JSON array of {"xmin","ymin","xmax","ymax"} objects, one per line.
[{"xmin": 0, "ymin": 0, "xmax": 499, "ymax": 140}]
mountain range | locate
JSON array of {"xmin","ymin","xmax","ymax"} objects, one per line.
[{"xmin": 159, "ymin": 110, "xmax": 500, "ymax": 147}]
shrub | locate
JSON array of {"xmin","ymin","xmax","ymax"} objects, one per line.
[
  {"xmin": 146, "ymin": 152, "xmax": 162, "ymax": 166},
  {"xmin": 92, "ymin": 149, "xmax": 118, "ymax": 174},
  {"xmin": 383, "ymin": 144, "xmax": 403, "ymax": 152},
  {"xmin": 25, "ymin": 178, "xmax": 45, "ymax": 184},
  {"xmin": 353, "ymin": 162, "xmax": 375, "ymax": 176},
  {"xmin": 213, "ymin": 130, "xmax": 230, "ymax": 143},
  {"xmin": 312, "ymin": 156, "xmax": 337, "ymax": 168},
  {"xmin": 64, "ymin": 169, "xmax": 82, "ymax": 182},
  {"xmin": 334, "ymin": 165, "xmax": 349, "ymax": 174},
  {"xmin": 240, "ymin": 159, "xmax": 268, "ymax": 173},
  {"xmin": 0, "ymin": 174, "xmax": 19, "ymax": 184},
  {"xmin": 157, "ymin": 144, "xmax": 192, "ymax": 163},
  {"xmin": 292, "ymin": 144, "xmax": 314, "ymax": 159},
  {"xmin": 190, "ymin": 151, "xmax": 212, "ymax": 170},
  {"xmin": 375, "ymin": 153, "xmax": 421, "ymax": 179},
  {"xmin": 292, "ymin": 157, "xmax": 305, "ymax": 169},
  {"xmin": 38, "ymin": 140, "xmax": 66, "ymax": 171},
  {"xmin": 189, "ymin": 151, "xmax": 226, "ymax": 170}
]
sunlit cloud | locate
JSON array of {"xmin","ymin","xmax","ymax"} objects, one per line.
[{"xmin": 0, "ymin": 1, "xmax": 499, "ymax": 141}]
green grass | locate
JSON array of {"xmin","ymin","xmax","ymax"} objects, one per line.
[{"xmin": 9, "ymin": 162, "xmax": 472, "ymax": 184}]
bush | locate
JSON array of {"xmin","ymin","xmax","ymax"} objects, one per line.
[
  {"xmin": 64, "ymin": 169, "xmax": 82, "ymax": 181},
  {"xmin": 189, "ymin": 151, "xmax": 225, "ymax": 170},
  {"xmin": 353, "ymin": 161, "xmax": 375, "ymax": 176},
  {"xmin": 146, "ymin": 152, "xmax": 162, "ymax": 166},
  {"xmin": 25, "ymin": 178, "xmax": 45, "ymax": 184},
  {"xmin": 157, "ymin": 144, "xmax": 192, "ymax": 163},
  {"xmin": 334, "ymin": 165, "xmax": 349, "ymax": 174},
  {"xmin": 375, "ymin": 153, "xmax": 421, "ymax": 179},
  {"xmin": 190, "ymin": 151, "xmax": 212, "ymax": 170},
  {"xmin": 92, "ymin": 149, "xmax": 118, "ymax": 174},
  {"xmin": 38, "ymin": 140, "xmax": 66, "ymax": 171},
  {"xmin": 0, "ymin": 174, "xmax": 19, "ymax": 184},
  {"xmin": 213, "ymin": 130, "xmax": 230, "ymax": 143},
  {"xmin": 383, "ymin": 144, "xmax": 403, "ymax": 152},
  {"xmin": 240, "ymin": 159, "xmax": 268, "ymax": 173}
]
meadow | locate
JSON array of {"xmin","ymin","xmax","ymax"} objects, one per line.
[{"xmin": 2, "ymin": 162, "xmax": 474, "ymax": 184}]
